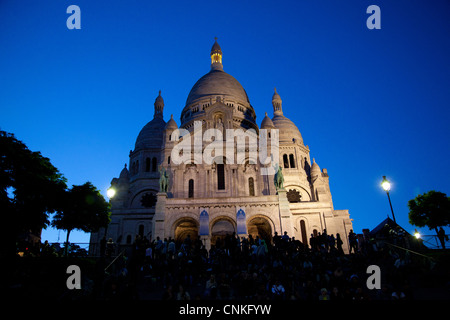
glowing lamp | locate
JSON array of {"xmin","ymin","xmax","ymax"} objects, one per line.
[
  {"xmin": 107, "ymin": 187, "xmax": 116, "ymax": 199},
  {"xmin": 381, "ymin": 176, "xmax": 396, "ymax": 223},
  {"xmin": 381, "ymin": 176, "xmax": 391, "ymax": 192}
]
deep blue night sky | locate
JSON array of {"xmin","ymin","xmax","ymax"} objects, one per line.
[{"xmin": 1, "ymin": 0, "xmax": 449, "ymax": 243}]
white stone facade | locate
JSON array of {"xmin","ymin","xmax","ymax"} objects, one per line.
[{"xmin": 90, "ymin": 40, "xmax": 353, "ymax": 254}]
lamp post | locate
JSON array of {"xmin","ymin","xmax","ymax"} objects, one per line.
[
  {"xmin": 104, "ymin": 187, "xmax": 116, "ymax": 238},
  {"xmin": 381, "ymin": 176, "xmax": 396, "ymax": 223}
]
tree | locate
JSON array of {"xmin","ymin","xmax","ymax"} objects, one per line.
[
  {"xmin": 408, "ymin": 190, "xmax": 450, "ymax": 237},
  {"xmin": 52, "ymin": 182, "xmax": 110, "ymax": 246},
  {"xmin": 0, "ymin": 130, "xmax": 67, "ymax": 257}
]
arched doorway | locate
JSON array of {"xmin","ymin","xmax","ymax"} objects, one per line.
[
  {"xmin": 174, "ymin": 218, "xmax": 198, "ymax": 245},
  {"xmin": 211, "ymin": 218, "xmax": 235, "ymax": 247},
  {"xmin": 247, "ymin": 216, "xmax": 272, "ymax": 244}
]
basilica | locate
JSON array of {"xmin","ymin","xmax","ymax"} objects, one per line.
[{"xmin": 89, "ymin": 39, "xmax": 353, "ymax": 254}]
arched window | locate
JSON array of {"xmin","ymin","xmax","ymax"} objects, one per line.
[
  {"xmin": 152, "ymin": 157, "xmax": 157, "ymax": 172},
  {"xmin": 138, "ymin": 225, "xmax": 144, "ymax": 237},
  {"xmin": 168, "ymin": 156, "xmax": 171, "ymax": 165},
  {"xmin": 188, "ymin": 179, "xmax": 194, "ymax": 198},
  {"xmin": 289, "ymin": 154, "xmax": 295, "ymax": 168},
  {"xmin": 283, "ymin": 154, "xmax": 289, "ymax": 168},
  {"xmin": 136, "ymin": 160, "xmax": 139, "ymax": 173},
  {"xmin": 248, "ymin": 177, "xmax": 255, "ymax": 196},
  {"xmin": 217, "ymin": 163, "xmax": 225, "ymax": 190},
  {"xmin": 145, "ymin": 157, "xmax": 151, "ymax": 172},
  {"xmin": 126, "ymin": 235, "xmax": 132, "ymax": 244}
]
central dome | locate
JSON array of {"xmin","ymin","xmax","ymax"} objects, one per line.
[
  {"xmin": 180, "ymin": 39, "xmax": 257, "ymax": 130},
  {"xmin": 185, "ymin": 69, "xmax": 250, "ymax": 107}
]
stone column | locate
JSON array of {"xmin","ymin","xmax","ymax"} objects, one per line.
[
  {"xmin": 152, "ymin": 192, "xmax": 167, "ymax": 240},
  {"xmin": 277, "ymin": 189, "xmax": 294, "ymax": 237}
]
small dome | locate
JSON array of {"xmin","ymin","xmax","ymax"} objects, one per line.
[
  {"xmin": 165, "ymin": 114, "xmax": 178, "ymax": 130},
  {"xmin": 261, "ymin": 112, "xmax": 275, "ymax": 129},
  {"xmin": 310, "ymin": 158, "xmax": 321, "ymax": 176},
  {"xmin": 119, "ymin": 164, "xmax": 129, "ymax": 180}
]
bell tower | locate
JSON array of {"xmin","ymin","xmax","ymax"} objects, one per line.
[
  {"xmin": 154, "ymin": 90, "xmax": 164, "ymax": 118},
  {"xmin": 272, "ymin": 87, "xmax": 283, "ymax": 114}
]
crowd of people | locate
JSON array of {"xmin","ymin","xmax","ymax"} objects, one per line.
[{"xmin": 100, "ymin": 229, "xmax": 419, "ymax": 301}]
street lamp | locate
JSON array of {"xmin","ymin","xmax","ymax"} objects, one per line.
[
  {"xmin": 381, "ymin": 176, "xmax": 396, "ymax": 223},
  {"xmin": 104, "ymin": 187, "xmax": 116, "ymax": 238},
  {"xmin": 107, "ymin": 187, "xmax": 116, "ymax": 199},
  {"xmin": 414, "ymin": 230, "xmax": 421, "ymax": 239}
]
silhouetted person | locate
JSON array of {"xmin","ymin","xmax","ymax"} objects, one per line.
[
  {"xmin": 100, "ymin": 236, "xmax": 106, "ymax": 257},
  {"xmin": 162, "ymin": 285, "xmax": 174, "ymax": 300},
  {"xmin": 336, "ymin": 233, "xmax": 344, "ymax": 255},
  {"xmin": 348, "ymin": 230, "xmax": 358, "ymax": 254},
  {"xmin": 437, "ymin": 227, "xmax": 447, "ymax": 249},
  {"xmin": 105, "ymin": 238, "xmax": 115, "ymax": 257}
]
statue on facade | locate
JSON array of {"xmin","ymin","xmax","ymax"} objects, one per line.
[
  {"xmin": 159, "ymin": 165, "xmax": 169, "ymax": 193},
  {"xmin": 274, "ymin": 164, "xmax": 284, "ymax": 190}
]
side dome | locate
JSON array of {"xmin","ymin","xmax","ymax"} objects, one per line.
[
  {"xmin": 272, "ymin": 114, "xmax": 303, "ymax": 144},
  {"xmin": 119, "ymin": 164, "xmax": 129, "ymax": 180},
  {"xmin": 134, "ymin": 91, "xmax": 167, "ymax": 150},
  {"xmin": 270, "ymin": 88, "xmax": 303, "ymax": 144},
  {"xmin": 135, "ymin": 117, "xmax": 166, "ymax": 150}
]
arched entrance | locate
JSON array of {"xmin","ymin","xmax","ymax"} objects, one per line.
[
  {"xmin": 211, "ymin": 218, "xmax": 235, "ymax": 247},
  {"xmin": 174, "ymin": 218, "xmax": 198, "ymax": 245},
  {"xmin": 247, "ymin": 216, "xmax": 272, "ymax": 244}
]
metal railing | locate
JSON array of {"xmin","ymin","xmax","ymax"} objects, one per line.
[
  {"xmin": 24, "ymin": 242, "xmax": 93, "ymax": 257},
  {"xmin": 379, "ymin": 241, "xmax": 438, "ymax": 271},
  {"xmin": 383, "ymin": 241, "xmax": 435, "ymax": 261},
  {"xmin": 43, "ymin": 242, "xmax": 129, "ymax": 257},
  {"xmin": 419, "ymin": 235, "xmax": 449, "ymax": 250},
  {"xmin": 104, "ymin": 249, "xmax": 126, "ymax": 272}
]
